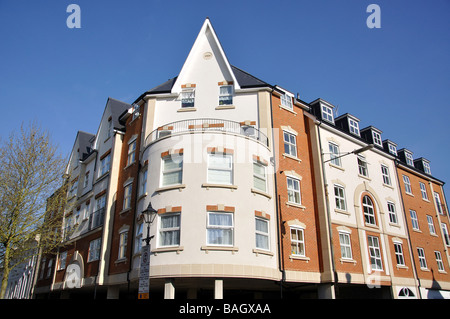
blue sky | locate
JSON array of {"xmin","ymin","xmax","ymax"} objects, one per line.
[{"xmin": 0, "ymin": 0, "xmax": 449, "ymax": 194}]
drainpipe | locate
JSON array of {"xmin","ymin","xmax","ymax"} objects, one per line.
[
  {"xmin": 314, "ymin": 118, "xmax": 339, "ymax": 298},
  {"xmin": 393, "ymin": 159, "xmax": 422, "ymax": 299},
  {"xmin": 268, "ymin": 87, "xmax": 286, "ymax": 298}
]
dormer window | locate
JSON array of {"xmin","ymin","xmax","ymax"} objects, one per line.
[
  {"xmin": 348, "ymin": 118, "xmax": 360, "ymax": 136},
  {"xmin": 281, "ymin": 93, "xmax": 293, "ymax": 111},
  {"xmin": 423, "ymin": 160, "xmax": 431, "ymax": 175},
  {"xmin": 372, "ymin": 131, "xmax": 382, "ymax": 147},
  {"xmin": 219, "ymin": 85, "xmax": 233, "ymax": 105},
  {"xmin": 181, "ymin": 88, "xmax": 195, "ymax": 108},
  {"xmin": 321, "ymin": 105, "xmax": 334, "ymax": 123},
  {"xmin": 388, "ymin": 143, "xmax": 397, "ymax": 156},
  {"xmin": 405, "ymin": 151, "xmax": 414, "ymax": 166}
]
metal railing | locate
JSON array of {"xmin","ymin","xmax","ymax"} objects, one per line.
[
  {"xmin": 89, "ymin": 207, "xmax": 105, "ymax": 230},
  {"xmin": 144, "ymin": 118, "xmax": 269, "ymax": 148}
]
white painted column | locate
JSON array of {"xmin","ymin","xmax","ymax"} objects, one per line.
[
  {"xmin": 214, "ymin": 279, "xmax": 223, "ymax": 299},
  {"xmin": 164, "ymin": 279, "xmax": 175, "ymax": 299}
]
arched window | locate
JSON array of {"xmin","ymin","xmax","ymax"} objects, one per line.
[{"xmin": 363, "ymin": 195, "xmax": 376, "ymax": 225}]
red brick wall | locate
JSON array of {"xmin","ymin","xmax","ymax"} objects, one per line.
[
  {"xmin": 397, "ymin": 166, "xmax": 450, "ymax": 284},
  {"xmin": 271, "ymin": 93, "xmax": 321, "ymax": 273},
  {"xmin": 108, "ymin": 109, "xmax": 143, "ymax": 275}
]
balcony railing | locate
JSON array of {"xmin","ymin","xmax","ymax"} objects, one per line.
[
  {"xmin": 89, "ymin": 207, "xmax": 105, "ymax": 231},
  {"xmin": 144, "ymin": 118, "xmax": 269, "ymax": 148}
]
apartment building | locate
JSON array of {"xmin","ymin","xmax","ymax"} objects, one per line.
[
  {"xmin": 308, "ymin": 99, "xmax": 418, "ymax": 298},
  {"xmin": 396, "ymin": 150, "xmax": 450, "ymax": 298},
  {"xmin": 34, "ymin": 98, "xmax": 131, "ymax": 298},
  {"xmin": 31, "ymin": 18, "xmax": 449, "ymax": 299}
]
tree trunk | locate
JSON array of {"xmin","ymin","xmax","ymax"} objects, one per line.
[{"xmin": 0, "ymin": 246, "xmax": 11, "ymax": 299}]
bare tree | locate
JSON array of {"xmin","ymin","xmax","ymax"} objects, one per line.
[{"xmin": 0, "ymin": 122, "xmax": 68, "ymax": 299}]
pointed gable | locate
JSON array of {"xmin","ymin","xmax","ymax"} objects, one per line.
[{"xmin": 172, "ymin": 18, "xmax": 240, "ymax": 94}]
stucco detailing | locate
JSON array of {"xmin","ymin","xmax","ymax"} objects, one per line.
[
  {"xmin": 206, "ymin": 205, "xmax": 235, "ymax": 213},
  {"xmin": 157, "ymin": 206, "xmax": 182, "ymax": 214}
]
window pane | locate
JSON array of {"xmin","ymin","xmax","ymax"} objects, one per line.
[
  {"xmin": 209, "ymin": 213, "xmax": 232, "ymax": 226},
  {"xmin": 256, "ymin": 218, "xmax": 268, "ymax": 233}
]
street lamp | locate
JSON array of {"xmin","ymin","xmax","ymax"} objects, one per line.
[
  {"xmin": 323, "ymin": 144, "xmax": 374, "ymax": 163},
  {"xmin": 138, "ymin": 202, "xmax": 157, "ymax": 300},
  {"xmin": 141, "ymin": 202, "xmax": 158, "ymax": 245}
]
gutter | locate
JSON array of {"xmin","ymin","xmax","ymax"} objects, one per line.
[
  {"xmin": 394, "ymin": 158, "xmax": 422, "ymax": 299},
  {"xmin": 268, "ymin": 86, "xmax": 286, "ymax": 298}
]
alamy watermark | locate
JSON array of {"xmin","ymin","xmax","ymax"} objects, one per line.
[
  {"xmin": 66, "ymin": 4, "xmax": 81, "ymax": 29},
  {"xmin": 367, "ymin": 4, "xmax": 381, "ymax": 29}
]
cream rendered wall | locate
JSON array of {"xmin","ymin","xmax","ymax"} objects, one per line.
[
  {"xmin": 138, "ymin": 132, "xmax": 279, "ymax": 281},
  {"xmin": 319, "ymin": 125, "xmax": 408, "ymax": 279}
]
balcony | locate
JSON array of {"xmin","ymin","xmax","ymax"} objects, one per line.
[
  {"xmin": 89, "ymin": 207, "xmax": 105, "ymax": 230},
  {"xmin": 144, "ymin": 118, "xmax": 269, "ymax": 148}
]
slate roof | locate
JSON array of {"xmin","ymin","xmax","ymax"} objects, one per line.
[
  {"xmin": 133, "ymin": 66, "xmax": 271, "ymax": 104},
  {"xmin": 77, "ymin": 131, "xmax": 95, "ymax": 161},
  {"xmin": 107, "ymin": 97, "xmax": 132, "ymax": 131}
]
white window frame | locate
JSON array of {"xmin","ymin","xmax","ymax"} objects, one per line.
[
  {"xmin": 357, "ymin": 155, "xmax": 369, "ymax": 177},
  {"xmin": 100, "ymin": 154, "xmax": 111, "ymax": 176},
  {"xmin": 123, "ymin": 183, "xmax": 132, "ymax": 210},
  {"xmin": 441, "ymin": 223, "xmax": 450, "ymax": 246},
  {"xmin": 417, "ymin": 247, "xmax": 427, "ymax": 269},
  {"xmin": 427, "ymin": 215, "xmax": 436, "ymax": 235},
  {"xmin": 339, "ymin": 231, "xmax": 352, "ymax": 260},
  {"xmin": 207, "ymin": 212, "xmax": 234, "ymax": 247},
  {"xmin": 420, "ymin": 182, "xmax": 428, "ymax": 200},
  {"xmin": 83, "ymin": 171, "xmax": 89, "ymax": 189},
  {"xmin": 135, "ymin": 223, "xmax": 143, "ymax": 253},
  {"xmin": 219, "ymin": 85, "xmax": 233, "ymax": 106},
  {"xmin": 88, "ymin": 238, "xmax": 101, "ymax": 262},
  {"xmin": 388, "ymin": 143, "xmax": 397, "ymax": 156},
  {"xmin": 159, "ymin": 213, "xmax": 181, "ymax": 247},
  {"xmin": 387, "ymin": 201, "xmax": 397, "ymax": 224},
  {"xmin": 161, "ymin": 155, "xmax": 183, "ymax": 187},
  {"xmin": 139, "ymin": 169, "xmax": 148, "ymax": 196},
  {"xmin": 321, "ymin": 105, "xmax": 334, "ymax": 123},
  {"xmin": 127, "ymin": 139, "xmax": 136, "ymax": 166},
  {"xmin": 253, "ymin": 161, "xmax": 267, "ymax": 192},
  {"xmin": 283, "ymin": 131, "xmax": 297, "ymax": 157},
  {"xmin": 394, "ymin": 242, "xmax": 405, "ymax": 266},
  {"xmin": 181, "ymin": 88, "xmax": 195, "ymax": 108},
  {"xmin": 348, "ymin": 118, "xmax": 360, "ymax": 136},
  {"xmin": 280, "ymin": 93, "xmax": 293, "ymax": 111},
  {"xmin": 255, "ymin": 217, "xmax": 270, "ymax": 251},
  {"xmin": 368, "ymin": 235, "xmax": 383, "ymax": 271},
  {"xmin": 363, "ymin": 195, "xmax": 376, "ymax": 225},
  {"xmin": 381, "ymin": 165, "xmax": 391, "ymax": 186},
  {"xmin": 423, "ymin": 161, "xmax": 431, "ymax": 175},
  {"xmin": 372, "ymin": 131, "xmax": 382, "ymax": 147},
  {"xmin": 287, "ymin": 176, "xmax": 301, "ymax": 205},
  {"xmin": 328, "ymin": 142, "xmax": 341, "ymax": 166},
  {"xmin": 403, "ymin": 175, "xmax": 412, "ymax": 194},
  {"xmin": 334, "ymin": 184, "xmax": 347, "ymax": 211},
  {"xmin": 435, "ymin": 251, "xmax": 445, "ymax": 271},
  {"xmin": 410, "ymin": 210, "xmax": 419, "ymax": 230},
  {"xmin": 207, "ymin": 153, "xmax": 233, "ymax": 185},
  {"xmin": 434, "ymin": 192, "xmax": 443, "ymax": 215},
  {"xmin": 70, "ymin": 180, "xmax": 78, "ymax": 197},
  {"xmin": 118, "ymin": 231, "xmax": 128, "ymax": 259},
  {"xmin": 58, "ymin": 251, "xmax": 67, "ymax": 270},
  {"xmin": 290, "ymin": 226, "xmax": 305, "ymax": 257},
  {"xmin": 405, "ymin": 152, "xmax": 414, "ymax": 166}
]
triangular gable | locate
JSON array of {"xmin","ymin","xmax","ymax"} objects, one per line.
[
  {"xmin": 172, "ymin": 18, "xmax": 240, "ymax": 94},
  {"xmin": 65, "ymin": 131, "xmax": 94, "ymax": 175},
  {"xmin": 91, "ymin": 97, "xmax": 131, "ymax": 150}
]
